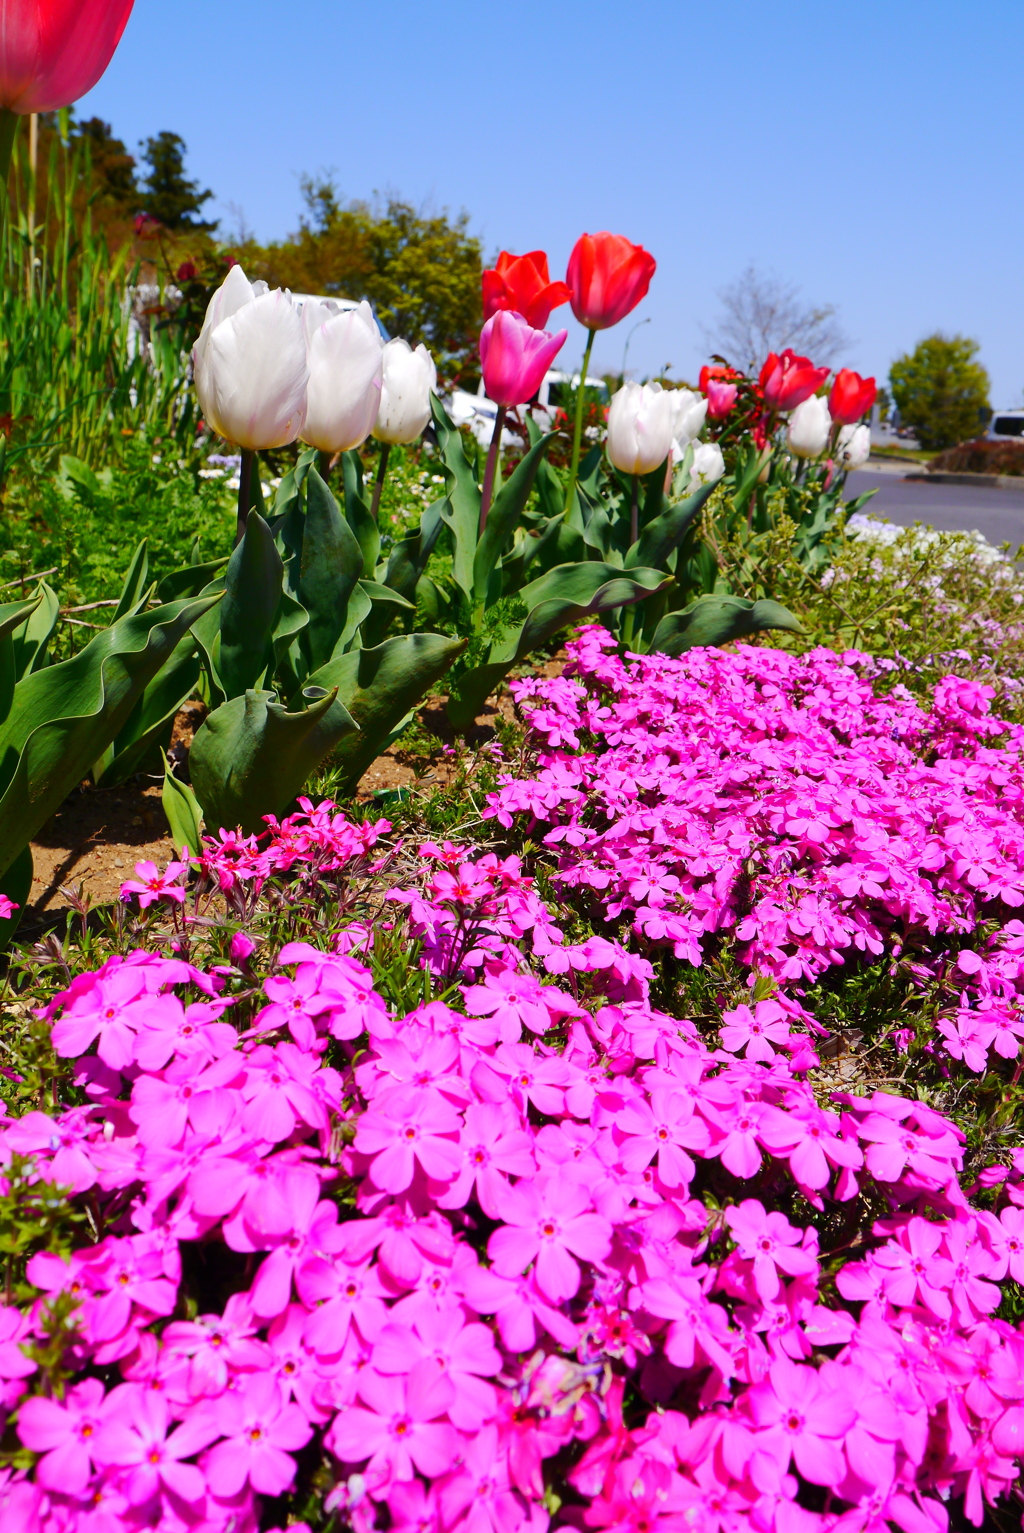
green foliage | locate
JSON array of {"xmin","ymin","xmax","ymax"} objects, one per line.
[
  {"xmin": 138, "ymin": 131, "xmax": 216, "ymax": 232},
  {"xmin": 889, "ymin": 333, "xmax": 991, "ymax": 450}
]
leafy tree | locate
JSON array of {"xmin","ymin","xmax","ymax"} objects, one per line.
[
  {"xmin": 138, "ymin": 131, "xmax": 216, "ymax": 232},
  {"xmin": 889, "ymin": 333, "xmax": 990, "ymax": 450},
  {"xmin": 251, "ymin": 178, "xmax": 483, "ymax": 380},
  {"xmin": 73, "ymin": 117, "xmax": 137, "ymax": 208}
]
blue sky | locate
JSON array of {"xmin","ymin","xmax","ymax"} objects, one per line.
[{"xmin": 81, "ymin": 0, "xmax": 1023, "ymax": 403}]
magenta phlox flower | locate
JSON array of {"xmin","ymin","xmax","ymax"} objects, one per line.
[
  {"xmin": 301, "ymin": 1257, "xmax": 391, "ymax": 1354},
  {"xmin": 719, "ymin": 1000, "xmax": 792, "ymax": 1062},
  {"xmin": 91, "ymin": 1383, "xmax": 214, "ymax": 1505},
  {"xmin": 476, "ymin": 1042, "xmax": 569, "ymax": 1116},
  {"xmin": 247, "ymin": 1185, "xmax": 346, "ymax": 1318},
  {"xmin": 4, "ymin": 1107, "xmax": 99, "ymax": 1193},
  {"xmin": 463, "ymin": 965, "xmax": 579, "ymax": 1040},
  {"xmin": 132, "ymin": 997, "xmax": 235, "ymax": 1072},
  {"xmin": 354, "ymin": 1085, "xmax": 463, "ymax": 1193},
  {"xmin": 613, "ymin": 1087, "xmax": 710, "ymax": 1187},
  {"xmin": 459, "ymin": 1261, "xmax": 579, "ymax": 1352},
  {"xmin": 873, "ymin": 1218, "xmax": 956, "ymax": 1318},
  {"xmin": 188, "ymin": 1146, "xmax": 323, "ymax": 1244},
  {"xmin": 488, "ymin": 1175, "xmax": 612, "ymax": 1302},
  {"xmin": 201, "ymin": 1372, "xmax": 312, "ymax": 1496},
  {"xmin": 265, "ymin": 1305, "xmax": 333, "ymax": 1424},
  {"xmin": 50, "ymin": 966, "xmax": 156, "ymax": 1069},
  {"xmin": 747, "ymin": 1357, "xmax": 856, "ymax": 1486},
  {"xmin": 162, "ymin": 1294, "xmax": 267, "ymax": 1400},
  {"xmin": 17, "ymin": 1378, "xmax": 108, "ymax": 1494},
  {"xmin": 725, "ymin": 1201, "xmax": 818, "ymax": 1304},
  {"xmin": 372, "ymin": 1305, "xmax": 501, "ymax": 1429},
  {"xmin": 757, "ymin": 1102, "xmax": 863, "ymax": 1192},
  {"xmin": 257, "ymin": 965, "xmax": 339, "ymax": 1050},
  {"xmin": 437, "ymin": 1424, "xmax": 523, "ymax": 1533},
  {"xmin": 358, "ymin": 1031, "xmax": 470, "ymax": 1107},
  {"xmin": 128, "ymin": 1057, "xmax": 236, "ymax": 1148},
  {"xmin": 641, "ymin": 1276, "xmax": 735, "ymax": 1377},
  {"xmin": 856, "ymin": 1110, "xmax": 962, "ymax": 1189},
  {"xmin": 121, "ymin": 858, "xmax": 187, "ymax": 908},
  {"xmin": 436, "ymin": 1101, "xmax": 535, "ymax": 1216},
  {"xmin": 240, "ymin": 1041, "xmax": 331, "ymax": 1141},
  {"xmin": 327, "ymin": 1368, "xmax": 459, "ymax": 1482}
]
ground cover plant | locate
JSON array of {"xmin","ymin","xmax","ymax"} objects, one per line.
[{"xmin": 0, "ymin": 634, "xmax": 1022, "ymax": 1531}]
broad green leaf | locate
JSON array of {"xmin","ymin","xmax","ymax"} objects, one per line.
[
  {"xmin": 157, "ymin": 556, "xmax": 229, "ymax": 604},
  {"xmin": 161, "ymin": 751, "xmax": 203, "ymax": 856},
  {"xmin": 0, "ymin": 592, "xmax": 220, "ymax": 882},
  {"xmin": 433, "ymin": 394, "xmax": 482, "ymax": 603},
  {"xmin": 93, "ymin": 631, "xmax": 201, "ymax": 787},
  {"xmin": 112, "ymin": 540, "xmax": 150, "ymax": 622},
  {"xmin": 447, "ymin": 565, "xmax": 669, "ymax": 731},
  {"xmin": 309, "ymin": 632, "xmax": 465, "ymax": 787},
  {"xmin": 12, "ymin": 582, "xmax": 59, "ymax": 680},
  {"xmin": 0, "ymin": 844, "xmax": 32, "ymax": 945},
  {"xmin": 626, "ymin": 477, "xmax": 719, "ymax": 570},
  {"xmin": 384, "ymin": 497, "xmax": 445, "ymax": 602},
  {"xmin": 648, "ymin": 596, "xmax": 804, "ymax": 657},
  {"xmin": 341, "ymin": 451, "xmax": 381, "ymax": 579},
  {"xmin": 189, "ymin": 685, "xmax": 357, "ymax": 835},
  {"xmin": 219, "ymin": 511, "xmax": 282, "ymax": 700},
  {"xmin": 300, "ymin": 469, "xmax": 363, "ymax": 669}
]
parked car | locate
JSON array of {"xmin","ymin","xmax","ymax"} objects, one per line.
[
  {"xmin": 986, "ymin": 410, "xmax": 1024, "ymax": 441},
  {"xmin": 447, "ymin": 370, "xmax": 610, "ymax": 447}
]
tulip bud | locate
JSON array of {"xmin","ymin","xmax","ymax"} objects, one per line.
[
  {"xmin": 193, "ymin": 266, "xmax": 308, "ymax": 451},
  {"xmin": 705, "ymin": 379, "xmax": 738, "ymax": 420},
  {"xmin": 479, "ymin": 311, "xmax": 567, "ymax": 408},
  {"xmin": 787, "ymin": 396, "xmax": 831, "ymax": 459},
  {"xmin": 760, "ymin": 349, "xmax": 830, "ymax": 412},
  {"xmin": 606, "ymin": 382, "xmax": 675, "ymax": 476},
  {"xmin": 687, "ymin": 441, "xmax": 725, "ymax": 493},
  {"xmin": 837, "ymin": 423, "xmax": 871, "ymax": 470},
  {"xmin": 482, "ymin": 251, "xmax": 570, "ymax": 331},
  {"xmin": 0, "ymin": 0, "xmax": 134, "ymax": 113},
  {"xmin": 302, "ymin": 300, "xmax": 383, "ymax": 454},
  {"xmin": 373, "ymin": 339, "xmax": 437, "ymax": 445},
  {"xmin": 829, "ymin": 368, "xmax": 877, "ymax": 425},
  {"xmin": 670, "ymin": 388, "xmax": 708, "ymax": 448},
  {"xmin": 567, "ymin": 232, "xmax": 656, "ymax": 331}
]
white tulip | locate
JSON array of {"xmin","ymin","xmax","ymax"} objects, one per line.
[
  {"xmin": 193, "ymin": 265, "xmax": 308, "ymax": 451},
  {"xmin": 687, "ymin": 440, "xmax": 725, "ymax": 492},
  {"xmin": 787, "ymin": 395, "xmax": 831, "ymax": 459},
  {"xmin": 373, "ymin": 339, "xmax": 437, "ymax": 445},
  {"xmin": 837, "ymin": 422, "xmax": 871, "ymax": 470},
  {"xmin": 670, "ymin": 387, "xmax": 708, "ymax": 449},
  {"xmin": 302, "ymin": 300, "xmax": 383, "ymax": 454},
  {"xmin": 606, "ymin": 381, "xmax": 676, "ymax": 476}
]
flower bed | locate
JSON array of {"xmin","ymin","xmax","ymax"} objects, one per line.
[{"xmin": 2, "ymin": 643, "xmax": 1024, "ymax": 1531}]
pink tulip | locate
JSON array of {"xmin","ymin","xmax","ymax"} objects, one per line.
[
  {"xmin": 706, "ymin": 378, "xmax": 738, "ymax": 419},
  {"xmin": 0, "ymin": 0, "xmax": 135, "ymax": 114},
  {"xmin": 479, "ymin": 310, "xmax": 567, "ymax": 408}
]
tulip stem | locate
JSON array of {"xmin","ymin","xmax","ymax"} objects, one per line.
[
  {"xmin": 479, "ymin": 407, "xmax": 506, "ymax": 538},
  {"xmin": 370, "ymin": 444, "xmax": 391, "ymax": 523},
  {"xmin": 0, "ymin": 109, "xmax": 19, "ymax": 274},
  {"xmin": 630, "ymin": 474, "xmax": 640, "ymax": 547},
  {"xmin": 564, "ymin": 328, "xmax": 596, "ymax": 519},
  {"xmin": 236, "ymin": 450, "xmax": 254, "ymax": 545}
]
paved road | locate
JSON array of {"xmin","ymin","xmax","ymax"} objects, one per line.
[{"xmin": 846, "ymin": 469, "xmax": 1024, "ymax": 549}]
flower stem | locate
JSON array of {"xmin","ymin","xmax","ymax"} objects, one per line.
[
  {"xmin": 0, "ymin": 109, "xmax": 18, "ymax": 278},
  {"xmin": 370, "ymin": 443, "xmax": 391, "ymax": 522},
  {"xmin": 479, "ymin": 406, "xmax": 506, "ymax": 537},
  {"xmin": 564, "ymin": 328, "xmax": 596, "ymax": 519},
  {"xmin": 630, "ymin": 473, "xmax": 640, "ymax": 547},
  {"xmin": 235, "ymin": 449, "xmax": 254, "ymax": 545}
]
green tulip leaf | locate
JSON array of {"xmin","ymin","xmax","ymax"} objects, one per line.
[
  {"xmin": 473, "ymin": 431, "xmax": 555, "ymax": 603},
  {"xmin": 626, "ymin": 476, "xmax": 720, "ymax": 571},
  {"xmin": 300, "ymin": 469, "xmax": 364, "ymax": 669},
  {"xmin": 219, "ymin": 511, "xmax": 282, "ymax": 700},
  {"xmin": 161, "ymin": 750, "xmax": 204, "ymax": 857},
  {"xmin": 648, "ymin": 595, "xmax": 804, "ymax": 657}
]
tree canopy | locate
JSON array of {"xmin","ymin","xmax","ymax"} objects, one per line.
[{"xmin": 889, "ymin": 334, "xmax": 990, "ymax": 450}]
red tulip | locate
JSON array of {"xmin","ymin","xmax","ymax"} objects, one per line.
[
  {"xmin": 482, "ymin": 251, "xmax": 570, "ymax": 332},
  {"xmin": 566, "ymin": 232, "xmax": 656, "ymax": 331},
  {"xmin": 829, "ymin": 368, "xmax": 877, "ymax": 425},
  {"xmin": 479, "ymin": 310, "xmax": 567, "ymax": 408},
  {"xmin": 699, "ymin": 363, "xmax": 742, "ymax": 394},
  {"xmin": 758, "ymin": 349, "xmax": 830, "ymax": 412},
  {"xmin": 0, "ymin": 0, "xmax": 135, "ymax": 113}
]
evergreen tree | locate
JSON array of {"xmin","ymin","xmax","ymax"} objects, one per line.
[{"xmin": 138, "ymin": 132, "xmax": 216, "ymax": 232}]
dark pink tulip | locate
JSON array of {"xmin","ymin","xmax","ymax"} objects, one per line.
[
  {"xmin": 0, "ymin": 0, "xmax": 135, "ymax": 113},
  {"xmin": 479, "ymin": 310, "xmax": 567, "ymax": 408}
]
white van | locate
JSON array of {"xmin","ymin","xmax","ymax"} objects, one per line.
[
  {"xmin": 447, "ymin": 370, "xmax": 610, "ymax": 447},
  {"xmin": 987, "ymin": 411, "xmax": 1024, "ymax": 441}
]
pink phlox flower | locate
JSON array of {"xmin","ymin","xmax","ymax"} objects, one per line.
[
  {"xmin": 719, "ymin": 1000, "xmax": 791, "ymax": 1062},
  {"xmin": 132, "ymin": 996, "xmax": 235, "ymax": 1072},
  {"xmin": 459, "ymin": 1261, "xmax": 579, "ymax": 1352},
  {"xmin": 266, "ymin": 1304, "xmax": 332, "ymax": 1423},
  {"xmin": 91, "ymin": 1382, "xmax": 214, "ymax": 1506},
  {"xmin": 354, "ymin": 1085, "xmax": 463, "ymax": 1194},
  {"xmin": 240, "ymin": 1041, "xmax": 330, "ymax": 1141},
  {"xmin": 872, "ymin": 1217, "xmax": 956, "ymax": 1318},
  {"xmin": 724, "ymin": 1201, "xmax": 818, "ymax": 1305},
  {"xmin": 257, "ymin": 965, "xmax": 339, "ymax": 1050},
  {"xmin": 357, "ymin": 1030, "xmax": 470, "ymax": 1108},
  {"xmin": 49, "ymin": 965, "xmax": 156, "ymax": 1070},
  {"xmin": 246, "ymin": 1183, "xmax": 346, "ymax": 1318},
  {"xmin": 462, "ymin": 964, "xmax": 579, "ymax": 1040},
  {"xmin": 162, "ymin": 1294, "xmax": 268, "ymax": 1400},
  {"xmin": 121, "ymin": 857, "xmax": 187, "ymax": 908},
  {"xmin": 4, "ymin": 1106, "xmax": 99, "ymax": 1193},
  {"xmin": 326, "ymin": 1367, "xmax": 459, "ymax": 1483},
  {"xmin": 188, "ymin": 1145, "xmax": 323, "ymax": 1244},
  {"xmin": 301, "ymin": 1254, "xmax": 391, "ymax": 1355},
  {"xmin": 128, "ymin": 1055, "xmax": 238, "ymax": 1149},
  {"xmin": 746, "ymin": 1356, "xmax": 856, "ymax": 1487},
  {"xmin": 488, "ymin": 1175, "xmax": 612, "ymax": 1302},
  {"xmin": 474, "ymin": 1042, "xmax": 569, "ymax": 1116},
  {"xmin": 372, "ymin": 1304, "xmax": 501, "ymax": 1429},
  {"xmin": 613, "ymin": 1087, "xmax": 710, "ymax": 1188},
  {"xmin": 201, "ymin": 1370, "xmax": 312, "ymax": 1497},
  {"xmin": 436, "ymin": 1101, "xmax": 536, "ymax": 1217},
  {"xmin": 17, "ymin": 1377, "xmax": 108, "ymax": 1494},
  {"xmin": 436, "ymin": 1424, "xmax": 522, "ymax": 1533},
  {"xmin": 756, "ymin": 1102, "xmax": 863, "ymax": 1192}
]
